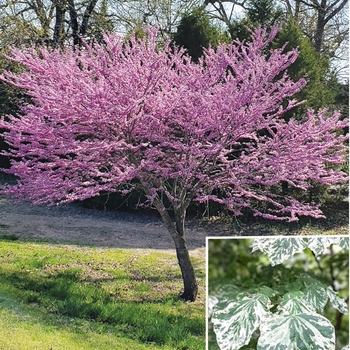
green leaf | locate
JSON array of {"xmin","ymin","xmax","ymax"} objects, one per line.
[
  {"xmin": 258, "ymin": 312, "xmax": 335, "ymax": 350},
  {"xmin": 212, "ymin": 294, "xmax": 271, "ymax": 350},
  {"xmin": 251, "ymin": 238, "xmax": 308, "ymax": 266},
  {"xmin": 258, "ymin": 286, "xmax": 278, "ymax": 298},
  {"xmin": 215, "ymin": 284, "xmax": 241, "ymax": 301},
  {"xmin": 326, "ymin": 287, "xmax": 348, "ymax": 314},
  {"xmin": 285, "ymin": 280, "xmax": 303, "ymax": 292}
]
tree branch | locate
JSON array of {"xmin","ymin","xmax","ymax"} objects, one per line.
[{"xmin": 325, "ymin": 0, "xmax": 348, "ymax": 23}]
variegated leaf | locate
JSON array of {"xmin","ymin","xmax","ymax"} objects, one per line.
[
  {"xmin": 251, "ymin": 238, "xmax": 308, "ymax": 266},
  {"xmin": 280, "ymin": 293, "xmax": 315, "ymax": 314},
  {"xmin": 212, "ymin": 294, "xmax": 271, "ymax": 350},
  {"xmin": 326, "ymin": 286, "xmax": 348, "ymax": 314},
  {"xmin": 258, "ymin": 312, "xmax": 335, "ymax": 350},
  {"xmin": 307, "ymin": 236, "xmax": 349, "ymax": 256},
  {"xmin": 328, "ymin": 236, "xmax": 349, "ymax": 250},
  {"xmin": 209, "ymin": 295, "xmax": 219, "ymax": 318},
  {"xmin": 211, "ymin": 284, "xmax": 244, "ymax": 317},
  {"xmin": 300, "ymin": 275, "xmax": 328, "ymax": 312},
  {"xmin": 307, "ymin": 237, "xmax": 334, "ymax": 256},
  {"xmin": 336, "ymin": 236, "xmax": 349, "ymax": 250}
]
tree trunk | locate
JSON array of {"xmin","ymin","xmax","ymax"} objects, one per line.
[
  {"xmin": 158, "ymin": 204, "xmax": 198, "ymax": 301},
  {"xmin": 80, "ymin": 0, "xmax": 99, "ymax": 37},
  {"xmin": 53, "ymin": 0, "xmax": 66, "ymax": 46},
  {"xmin": 314, "ymin": 0, "xmax": 327, "ymax": 52},
  {"xmin": 143, "ymin": 186, "xmax": 198, "ymax": 301},
  {"xmin": 68, "ymin": 0, "xmax": 80, "ymax": 46},
  {"xmin": 171, "ymin": 223, "xmax": 198, "ymax": 301}
]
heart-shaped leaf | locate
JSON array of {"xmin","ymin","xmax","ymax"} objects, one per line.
[
  {"xmin": 212, "ymin": 293, "xmax": 271, "ymax": 350},
  {"xmin": 258, "ymin": 312, "xmax": 335, "ymax": 350}
]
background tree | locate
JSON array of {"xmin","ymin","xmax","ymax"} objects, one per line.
[
  {"xmin": 88, "ymin": 0, "xmax": 115, "ymax": 41},
  {"xmin": 173, "ymin": 7, "xmax": 229, "ymax": 62},
  {"xmin": 273, "ymin": 18, "xmax": 336, "ymax": 116},
  {"xmin": 281, "ymin": 0, "xmax": 349, "ymax": 54},
  {"xmin": 227, "ymin": 0, "xmax": 283, "ymax": 41},
  {"xmin": 0, "ymin": 0, "xmax": 102, "ymax": 46},
  {"xmin": 278, "ymin": 0, "xmax": 349, "ymax": 88},
  {"xmin": 0, "ymin": 28, "xmax": 348, "ymax": 301},
  {"xmin": 204, "ymin": 0, "xmax": 349, "ymax": 79},
  {"xmin": 204, "ymin": 0, "xmax": 348, "ymax": 121},
  {"xmin": 107, "ymin": 0, "xmax": 201, "ymax": 39}
]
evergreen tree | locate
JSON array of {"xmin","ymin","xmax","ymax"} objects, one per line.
[
  {"xmin": 229, "ymin": 0, "xmax": 283, "ymax": 40},
  {"xmin": 246, "ymin": 0, "xmax": 284, "ymax": 27},
  {"xmin": 173, "ymin": 8, "xmax": 229, "ymax": 62},
  {"xmin": 273, "ymin": 18, "xmax": 336, "ymax": 117}
]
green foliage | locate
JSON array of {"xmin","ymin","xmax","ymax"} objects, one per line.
[
  {"xmin": 0, "ymin": 49, "xmax": 30, "ymax": 169},
  {"xmin": 0, "ymin": 233, "xmax": 18, "ymax": 241},
  {"xmin": 246, "ymin": 0, "xmax": 283, "ymax": 27},
  {"xmin": 228, "ymin": 0, "xmax": 283, "ymax": 40},
  {"xmin": 273, "ymin": 19, "xmax": 337, "ymax": 117},
  {"xmin": 0, "ymin": 241, "xmax": 205, "ymax": 349},
  {"xmin": 173, "ymin": 8, "xmax": 229, "ymax": 62},
  {"xmin": 209, "ymin": 237, "xmax": 349, "ymax": 350}
]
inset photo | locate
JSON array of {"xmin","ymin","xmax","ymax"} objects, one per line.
[{"xmin": 207, "ymin": 236, "xmax": 349, "ymax": 350}]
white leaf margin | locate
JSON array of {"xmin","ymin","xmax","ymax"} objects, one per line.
[
  {"xmin": 257, "ymin": 311, "xmax": 335, "ymax": 350},
  {"xmin": 212, "ymin": 294, "xmax": 271, "ymax": 350},
  {"xmin": 251, "ymin": 237, "xmax": 308, "ymax": 266},
  {"xmin": 326, "ymin": 286, "xmax": 348, "ymax": 314},
  {"xmin": 252, "ymin": 236, "xmax": 349, "ymax": 265}
]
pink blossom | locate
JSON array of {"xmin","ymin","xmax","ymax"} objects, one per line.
[{"xmin": 0, "ymin": 28, "xmax": 347, "ymax": 221}]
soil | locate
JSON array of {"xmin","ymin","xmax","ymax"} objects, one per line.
[
  {"xmin": 1, "ymin": 174, "xmax": 347, "ymax": 260},
  {"xmin": 0, "ymin": 175, "xmax": 233, "ymax": 260}
]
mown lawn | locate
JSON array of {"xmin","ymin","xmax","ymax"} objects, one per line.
[{"xmin": 0, "ymin": 238, "xmax": 205, "ymax": 350}]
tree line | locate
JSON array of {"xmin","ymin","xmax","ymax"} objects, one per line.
[{"xmin": 0, "ymin": 0, "xmax": 348, "ymax": 110}]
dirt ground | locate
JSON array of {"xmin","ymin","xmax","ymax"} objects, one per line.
[
  {"xmin": 1, "ymin": 175, "xmax": 348, "ymax": 260},
  {"xmin": 0, "ymin": 174, "xmax": 235, "ymax": 259}
]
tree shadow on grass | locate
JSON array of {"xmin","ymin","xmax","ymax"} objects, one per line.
[{"xmin": 0, "ymin": 264, "xmax": 205, "ymax": 348}]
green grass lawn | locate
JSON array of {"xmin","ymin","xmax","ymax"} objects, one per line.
[{"xmin": 0, "ymin": 238, "xmax": 205, "ymax": 350}]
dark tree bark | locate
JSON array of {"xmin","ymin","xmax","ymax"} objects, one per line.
[
  {"xmin": 335, "ymin": 297, "xmax": 348, "ymax": 330},
  {"xmin": 312, "ymin": 0, "xmax": 348, "ymax": 52},
  {"xmin": 67, "ymin": 0, "xmax": 99, "ymax": 46},
  {"xmin": 142, "ymin": 182, "xmax": 198, "ymax": 301},
  {"xmin": 80, "ymin": 0, "xmax": 99, "ymax": 36},
  {"xmin": 286, "ymin": 0, "xmax": 349, "ymax": 52},
  {"xmin": 68, "ymin": 0, "xmax": 80, "ymax": 46},
  {"xmin": 155, "ymin": 201, "xmax": 198, "ymax": 301},
  {"xmin": 53, "ymin": 0, "xmax": 67, "ymax": 46}
]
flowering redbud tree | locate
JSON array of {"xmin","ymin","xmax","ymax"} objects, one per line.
[{"xmin": 0, "ymin": 28, "xmax": 347, "ymax": 301}]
